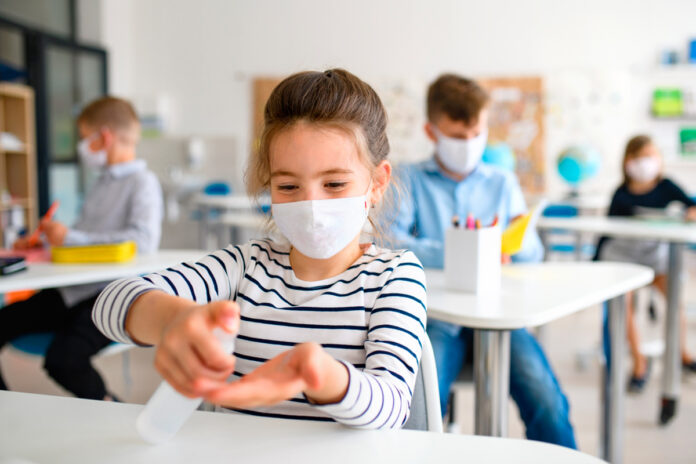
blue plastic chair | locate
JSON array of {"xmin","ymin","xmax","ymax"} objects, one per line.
[{"xmin": 541, "ymin": 203, "xmax": 596, "ymax": 258}]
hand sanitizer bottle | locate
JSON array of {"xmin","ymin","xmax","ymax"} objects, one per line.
[{"xmin": 136, "ymin": 328, "xmax": 236, "ymax": 444}]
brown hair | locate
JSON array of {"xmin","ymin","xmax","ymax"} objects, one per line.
[
  {"xmin": 427, "ymin": 74, "xmax": 489, "ymax": 124},
  {"xmin": 77, "ymin": 96, "xmax": 139, "ymax": 133},
  {"xmin": 246, "ymin": 68, "xmax": 395, "ymax": 241},
  {"xmin": 622, "ymin": 134, "xmax": 660, "ymax": 185}
]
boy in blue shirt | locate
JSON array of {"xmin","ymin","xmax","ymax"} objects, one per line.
[
  {"xmin": 0, "ymin": 97, "xmax": 162, "ymax": 400},
  {"xmin": 390, "ymin": 74, "xmax": 576, "ymax": 448}
]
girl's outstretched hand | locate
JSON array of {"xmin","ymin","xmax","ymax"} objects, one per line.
[
  {"xmin": 204, "ymin": 342, "xmax": 349, "ymax": 409},
  {"xmin": 154, "ymin": 300, "xmax": 240, "ymax": 399}
]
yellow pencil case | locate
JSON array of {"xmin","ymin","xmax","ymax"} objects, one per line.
[{"xmin": 51, "ymin": 241, "xmax": 137, "ymax": 264}]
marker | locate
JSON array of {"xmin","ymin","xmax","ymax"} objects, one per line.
[
  {"xmin": 491, "ymin": 215, "xmax": 498, "ymax": 227},
  {"xmin": 452, "ymin": 215, "xmax": 460, "ymax": 228},
  {"xmin": 466, "ymin": 213, "xmax": 475, "ymax": 230},
  {"xmin": 475, "ymin": 219, "xmax": 482, "ymax": 229},
  {"xmin": 27, "ymin": 200, "xmax": 60, "ymax": 246}
]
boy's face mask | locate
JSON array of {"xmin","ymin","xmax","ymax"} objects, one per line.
[
  {"xmin": 272, "ymin": 193, "xmax": 370, "ymax": 260},
  {"xmin": 626, "ymin": 156, "xmax": 660, "ymax": 183},
  {"xmin": 77, "ymin": 134, "xmax": 107, "ymax": 169},
  {"xmin": 435, "ymin": 128, "xmax": 488, "ymax": 175}
]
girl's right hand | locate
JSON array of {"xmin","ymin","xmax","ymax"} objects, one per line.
[{"xmin": 154, "ymin": 300, "xmax": 240, "ymax": 398}]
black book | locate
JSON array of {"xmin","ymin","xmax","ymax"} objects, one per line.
[{"xmin": 0, "ymin": 257, "xmax": 27, "ymax": 276}]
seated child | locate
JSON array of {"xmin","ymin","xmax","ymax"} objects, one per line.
[
  {"xmin": 597, "ymin": 134, "xmax": 696, "ymax": 392},
  {"xmin": 92, "ymin": 69, "xmax": 427, "ymax": 428},
  {"xmin": 389, "ymin": 74, "xmax": 576, "ymax": 448},
  {"xmin": 0, "ymin": 96, "xmax": 162, "ymax": 400}
]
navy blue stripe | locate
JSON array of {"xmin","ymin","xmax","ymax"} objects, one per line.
[
  {"xmin": 240, "ymin": 314, "xmax": 366, "ymax": 331},
  {"xmin": 167, "ymin": 268, "xmax": 196, "ymax": 301},
  {"xmin": 258, "ymin": 239, "xmax": 290, "ymax": 255},
  {"xmin": 142, "ymin": 276, "xmax": 153, "ymax": 284},
  {"xmin": 247, "ymin": 270, "xmax": 384, "ymax": 300},
  {"xmin": 220, "ymin": 248, "xmax": 238, "ymax": 263},
  {"xmin": 227, "ymin": 408, "xmax": 335, "ymax": 422},
  {"xmin": 359, "ymin": 376, "xmax": 386, "ymax": 428},
  {"xmin": 377, "ymin": 383, "xmax": 395, "ymax": 429},
  {"xmin": 383, "ymin": 276, "xmax": 426, "ymax": 291},
  {"xmin": 233, "ymin": 245, "xmax": 246, "ymax": 276},
  {"xmin": 237, "ymin": 334, "xmax": 362, "ymax": 350},
  {"xmin": 197, "ymin": 261, "xmax": 219, "ymax": 295},
  {"xmin": 372, "ymin": 367, "xmax": 411, "ymax": 394},
  {"xmin": 183, "ymin": 263, "xmax": 211, "ymax": 302},
  {"xmin": 347, "ymin": 257, "xmax": 393, "ymax": 270},
  {"xmin": 244, "ymin": 274, "xmax": 294, "ymax": 306},
  {"xmin": 254, "ymin": 260, "xmax": 395, "ymax": 292},
  {"xmin": 372, "ymin": 339, "xmax": 419, "ymax": 361},
  {"xmin": 113, "ymin": 283, "xmax": 150, "ymax": 342},
  {"xmin": 334, "ymin": 377, "xmax": 373, "ymax": 422},
  {"xmin": 237, "ymin": 293, "xmax": 368, "ymax": 313},
  {"xmin": 102, "ymin": 281, "xmax": 141, "ymax": 340},
  {"xmin": 155, "ymin": 273, "xmax": 179, "ymax": 296},
  {"xmin": 250, "ymin": 243, "xmax": 293, "ymax": 269},
  {"xmin": 371, "ymin": 308, "xmax": 425, "ymax": 329},
  {"xmin": 366, "ymin": 350, "xmax": 415, "ymax": 373},
  {"xmin": 234, "ymin": 352, "xmax": 268, "ymax": 363},
  {"xmin": 377, "ymin": 292, "xmax": 426, "ymax": 311},
  {"xmin": 368, "ymin": 324, "xmax": 422, "ymax": 348},
  {"xmin": 397, "ymin": 261, "xmax": 424, "ymax": 270},
  {"xmin": 208, "ymin": 253, "xmax": 227, "ymax": 273}
]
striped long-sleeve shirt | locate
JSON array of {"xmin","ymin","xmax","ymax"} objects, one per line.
[{"xmin": 92, "ymin": 239, "xmax": 426, "ymax": 429}]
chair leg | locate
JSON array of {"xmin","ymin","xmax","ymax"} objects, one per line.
[{"xmin": 121, "ymin": 350, "xmax": 132, "ymax": 398}]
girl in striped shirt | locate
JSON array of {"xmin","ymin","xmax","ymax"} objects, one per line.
[{"xmin": 92, "ymin": 69, "xmax": 426, "ymax": 429}]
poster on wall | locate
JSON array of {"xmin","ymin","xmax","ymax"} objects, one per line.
[{"xmin": 478, "ymin": 77, "xmax": 545, "ymax": 194}]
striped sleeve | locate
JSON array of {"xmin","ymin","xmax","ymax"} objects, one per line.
[
  {"xmin": 92, "ymin": 245, "xmax": 246, "ymax": 344},
  {"xmin": 312, "ymin": 251, "xmax": 427, "ymax": 429}
]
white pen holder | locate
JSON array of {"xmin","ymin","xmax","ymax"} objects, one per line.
[{"xmin": 445, "ymin": 224, "xmax": 502, "ymax": 294}]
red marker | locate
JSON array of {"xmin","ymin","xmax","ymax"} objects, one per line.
[
  {"xmin": 27, "ymin": 200, "xmax": 60, "ymax": 247},
  {"xmin": 490, "ymin": 215, "xmax": 499, "ymax": 227}
]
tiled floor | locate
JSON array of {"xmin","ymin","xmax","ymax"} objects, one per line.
[{"xmin": 2, "ymin": 255, "xmax": 696, "ymax": 463}]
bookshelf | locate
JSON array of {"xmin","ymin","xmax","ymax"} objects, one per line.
[{"xmin": 0, "ymin": 83, "xmax": 37, "ymax": 247}]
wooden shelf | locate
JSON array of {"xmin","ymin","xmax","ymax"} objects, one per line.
[{"xmin": 0, "ymin": 84, "xmax": 37, "ymax": 247}]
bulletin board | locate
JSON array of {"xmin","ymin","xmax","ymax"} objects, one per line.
[
  {"xmin": 251, "ymin": 75, "xmax": 546, "ymax": 193},
  {"xmin": 478, "ymin": 76, "xmax": 545, "ymax": 193}
]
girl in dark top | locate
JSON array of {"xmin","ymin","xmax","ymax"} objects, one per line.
[{"xmin": 598, "ymin": 135, "xmax": 696, "ymax": 393}]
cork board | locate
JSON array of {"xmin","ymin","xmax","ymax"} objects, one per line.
[{"xmin": 478, "ymin": 76, "xmax": 545, "ymax": 193}]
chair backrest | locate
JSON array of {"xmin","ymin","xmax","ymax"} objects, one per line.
[{"xmin": 403, "ymin": 333, "xmax": 443, "ymax": 432}]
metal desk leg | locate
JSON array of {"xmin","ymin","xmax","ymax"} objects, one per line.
[
  {"xmin": 602, "ymin": 295, "xmax": 626, "ymax": 464},
  {"xmin": 474, "ymin": 329, "xmax": 511, "ymax": 437},
  {"xmin": 660, "ymin": 242, "xmax": 684, "ymax": 425}
]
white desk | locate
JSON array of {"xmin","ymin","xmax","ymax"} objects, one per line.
[
  {"xmin": 0, "ymin": 391, "xmax": 606, "ymax": 464},
  {"xmin": 537, "ymin": 216, "xmax": 696, "ymax": 427},
  {"xmin": 426, "ymin": 262, "xmax": 654, "ymax": 464},
  {"xmin": 0, "ymin": 250, "xmax": 207, "ymax": 294},
  {"xmin": 190, "ymin": 194, "xmax": 270, "ymax": 248}
]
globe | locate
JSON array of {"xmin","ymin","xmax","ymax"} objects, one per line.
[
  {"xmin": 482, "ymin": 143, "xmax": 516, "ymax": 172},
  {"xmin": 556, "ymin": 145, "xmax": 601, "ymax": 187}
]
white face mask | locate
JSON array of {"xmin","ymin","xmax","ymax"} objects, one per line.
[
  {"xmin": 77, "ymin": 135, "xmax": 107, "ymax": 169},
  {"xmin": 626, "ymin": 156, "xmax": 660, "ymax": 183},
  {"xmin": 435, "ymin": 128, "xmax": 488, "ymax": 175},
  {"xmin": 272, "ymin": 194, "xmax": 370, "ymax": 260}
]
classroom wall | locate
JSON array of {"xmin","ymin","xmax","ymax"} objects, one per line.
[{"xmin": 96, "ymin": 0, "xmax": 696, "ymax": 196}]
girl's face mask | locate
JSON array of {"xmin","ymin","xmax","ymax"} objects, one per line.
[
  {"xmin": 626, "ymin": 156, "xmax": 660, "ymax": 183},
  {"xmin": 272, "ymin": 193, "xmax": 369, "ymax": 260}
]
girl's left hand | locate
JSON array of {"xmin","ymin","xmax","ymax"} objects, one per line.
[
  {"xmin": 686, "ymin": 206, "xmax": 696, "ymax": 222},
  {"xmin": 203, "ymin": 342, "xmax": 349, "ymax": 409}
]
